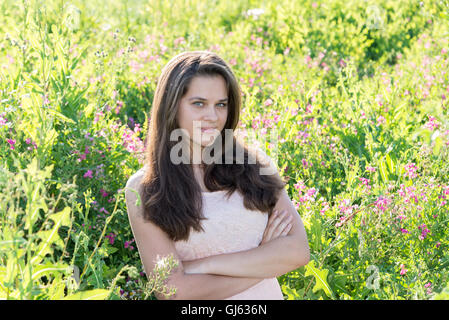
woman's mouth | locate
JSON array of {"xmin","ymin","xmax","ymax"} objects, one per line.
[{"xmin": 201, "ymin": 127, "xmax": 216, "ymax": 133}]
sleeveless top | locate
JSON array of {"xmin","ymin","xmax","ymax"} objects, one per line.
[{"xmin": 138, "ymin": 148, "xmax": 284, "ymax": 300}]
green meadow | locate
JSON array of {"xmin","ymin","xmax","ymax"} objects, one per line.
[{"xmin": 1, "ymin": 0, "xmax": 449, "ymax": 299}]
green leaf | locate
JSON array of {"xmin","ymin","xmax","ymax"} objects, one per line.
[
  {"xmin": 304, "ymin": 260, "xmax": 332, "ymax": 297},
  {"xmin": 48, "ymin": 277, "xmax": 67, "ymax": 300},
  {"xmin": 378, "ymin": 158, "xmax": 388, "ymax": 183},
  {"xmin": 106, "ymin": 246, "xmax": 119, "ymax": 255},
  {"xmin": 4, "ymin": 253, "xmax": 18, "ymax": 288},
  {"xmin": 386, "ymin": 153, "xmax": 395, "ymax": 174},
  {"xmin": 63, "ymin": 289, "xmax": 110, "ymax": 300},
  {"xmin": 31, "ymin": 207, "xmax": 71, "ymax": 265},
  {"xmin": 347, "ymin": 160, "xmax": 359, "ymax": 189},
  {"xmin": 31, "ymin": 262, "xmax": 69, "ymax": 281},
  {"xmin": 281, "ymin": 284, "xmax": 300, "ymax": 300},
  {"xmin": 433, "ymin": 136, "xmax": 443, "ymax": 156},
  {"xmin": 310, "ymin": 214, "xmax": 322, "ymax": 251},
  {"xmin": 24, "ymin": 193, "xmax": 48, "ymax": 231},
  {"xmin": 47, "ymin": 108, "xmax": 76, "ymax": 124},
  {"xmin": 0, "ymin": 237, "xmax": 27, "ymax": 249},
  {"xmin": 433, "ymin": 282, "xmax": 449, "ymax": 300}
]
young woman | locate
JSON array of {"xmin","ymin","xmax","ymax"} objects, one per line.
[{"xmin": 125, "ymin": 51, "xmax": 310, "ymax": 300}]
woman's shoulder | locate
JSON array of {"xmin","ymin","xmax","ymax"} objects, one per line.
[{"xmin": 125, "ymin": 166, "xmax": 146, "ymax": 193}]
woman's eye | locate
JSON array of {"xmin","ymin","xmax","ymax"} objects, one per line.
[{"xmin": 193, "ymin": 102, "xmax": 227, "ymax": 107}]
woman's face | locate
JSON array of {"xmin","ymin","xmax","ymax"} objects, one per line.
[{"xmin": 176, "ymin": 75, "xmax": 229, "ymax": 152}]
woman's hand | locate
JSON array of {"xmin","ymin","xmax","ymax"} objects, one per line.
[{"xmin": 260, "ymin": 209, "xmax": 293, "ymax": 245}]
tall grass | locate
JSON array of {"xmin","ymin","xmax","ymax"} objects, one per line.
[{"xmin": 1, "ymin": 0, "xmax": 448, "ymax": 299}]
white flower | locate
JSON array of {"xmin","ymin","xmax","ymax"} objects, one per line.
[
  {"xmin": 155, "ymin": 256, "xmax": 170, "ymax": 270},
  {"xmin": 246, "ymin": 8, "xmax": 265, "ymax": 20},
  {"xmin": 101, "ymin": 23, "xmax": 111, "ymax": 31}
]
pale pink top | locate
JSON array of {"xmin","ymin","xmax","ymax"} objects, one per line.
[
  {"xmin": 175, "ymin": 189, "xmax": 284, "ymax": 300},
  {"xmin": 139, "ymin": 147, "xmax": 284, "ymax": 300}
]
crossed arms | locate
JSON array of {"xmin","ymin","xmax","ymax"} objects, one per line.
[
  {"xmin": 181, "ymin": 188, "xmax": 310, "ymax": 278},
  {"xmin": 125, "ymin": 172, "xmax": 310, "ymax": 300}
]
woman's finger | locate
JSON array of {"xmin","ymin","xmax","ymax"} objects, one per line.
[
  {"xmin": 261, "ymin": 210, "xmax": 278, "ymax": 244},
  {"xmin": 280, "ymin": 222, "xmax": 293, "ymax": 237},
  {"xmin": 261, "ymin": 210, "xmax": 277, "ymax": 244},
  {"xmin": 271, "ymin": 213, "xmax": 293, "ymax": 239},
  {"xmin": 264, "ymin": 210, "xmax": 283, "ymax": 240},
  {"xmin": 268, "ymin": 209, "xmax": 279, "ymax": 223},
  {"xmin": 264, "ymin": 210, "xmax": 291, "ymax": 241},
  {"xmin": 261, "ymin": 211, "xmax": 278, "ymax": 244}
]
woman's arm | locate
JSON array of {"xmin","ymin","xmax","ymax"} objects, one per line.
[
  {"xmin": 183, "ymin": 189, "xmax": 310, "ymax": 278},
  {"xmin": 125, "ymin": 174, "xmax": 266, "ymax": 300},
  {"xmin": 158, "ymin": 271, "xmax": 266, "ymax": 300},
  {"xmin": 183, "ymin": 234, "xmax": 305, "ymax": 278}
]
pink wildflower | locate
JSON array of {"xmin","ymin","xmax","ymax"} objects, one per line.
[
  {"xmin": 83, "ymin": 170, "xmax": 93, "ymax": 179},
  {"xmin": 301, "ymin": 158, "xmax": 312, "ymax": 168},
  {"xmin": 94, "ymin": 111, "xmax": 104, "ymax": 124},
  {"xmin": 105, "ymin": 233, "xmax": 116, "ymax": 245},
  {"xmin": 376, "ymin": 116, "xmax": 386, "ymax": 127},
  {"xmin": 264, "ymin": 99, "xmax": 273, "ymax": 106},
  {"xmin": 124, "ymin": 239, "xmax": 135, "ymax": 250},
  {"xmin": 418, "ymin": 224, "xmax": 430, "ymax": 240},
  {"xmin": 320, "ymin": 202, "xmax": 330, "ymax": 215},
  {"xmin": 294, "ymin": 180, "xmax": 307, "ymax": 193},
  {"xmin": 404, "ymin": 162, "xmax": 418, "ymax": 179},
  {"xmin": 443, "ymin": 185, "xmax": 449, "ymax": 196},
  {"xmin": 374, "ymin": 195, "xmax": 391, "ymax": 213},
  {"xmin": 358, "ymin": 177, "xmax": 371, "ymax": 190},
  {"xmin": 424, "ymin": 115, "xmax": 439, "ymax": 130},
  {"xmin": 0, "ymin": 114, "xmax": 8, "ymax": 127},
  {"xmin": 305, "ymin": 103, "xmax": 313, "ymax": 113},
  {"xmin": 360, "ymin": 111, "xmax": 366, "ymax": 119},
  {"xmin": 7, "ymin": 139, "xmax": 15, "ymax": 150},
  {"xmin": 306, "ymin": 188, "xmax": 317, "ymax": 198},
  {"xmin": 400, "ymin": 264, "xmax": 407, "ymax": 276},
  {"xmin": 425, "ymin": 282, "xmax": 432, "ymax": 294},
  {"xmin": 99, "ymin": 207, "xmax": 110, "ymax": 215},
  {"xmin": 173, "ymin": 36, "xmax": 186, "ymax": 47},
  {"xmin": 77, "ymin": 153, "xmax": 86, "ymax": 162}
]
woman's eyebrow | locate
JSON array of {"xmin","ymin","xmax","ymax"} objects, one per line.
[{"xmin": 188, "ymin": 96, "xmax": 228, "ymax": 102}]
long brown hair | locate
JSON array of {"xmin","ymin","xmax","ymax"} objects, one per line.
[{"xmin": 140, "ymin": 51, "xmax": 286, "ymax": 241}]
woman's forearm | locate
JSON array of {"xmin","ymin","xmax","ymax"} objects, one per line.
[
  {"xmin": 184, "ymin": 235, "xmax": 307, "ymax": 278},
  {"xmin": 157, "ymin": 272, "xmax": 265, "ymax": 300}
]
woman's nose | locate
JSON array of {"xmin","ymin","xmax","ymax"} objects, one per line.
[{"xmin": 203, "ymin": 104, "xmax": 219, "ymax": 121}]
